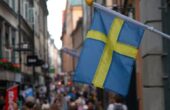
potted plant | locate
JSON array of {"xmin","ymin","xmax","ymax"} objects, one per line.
[{"xmin": 0, "ymin": 58, "xmax": 20, "ymax": 72}]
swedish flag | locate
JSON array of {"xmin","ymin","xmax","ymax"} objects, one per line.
[{"xmin": 73, "ymin": 7, "xmax": 144, "ymax": 96}]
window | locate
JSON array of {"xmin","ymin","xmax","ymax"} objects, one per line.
[
  {"xmin": 5, "ymin": 26, "xmax": 9, "ymax": 49},
  {"xmin": 20, "ymin": 0, "xmax": 24, "ymax": 16},
  {"xmin": 28, "ymin": 7, "xmax": 34, "ymax": 26},
  {"xmin": 4, "ymin": 0, "xmax": 16, "ymax": 12},
  {"xmin": 4, "ymin": 0, "xmax": 9, "ymax": 4},
  {"xmin": 11, "ymin": 0, "xmax": 15, "ymax": 11},
  {"xmin": 4, "ymin": 25, "xmax": 11, "ymax": 61},
  {"xmin": 11, "ymin": 29, "xmax": 16, "ymax": 63},
  {"xmin": 23, "ymin": 1, "xmax": 29, "ymax": 19}
]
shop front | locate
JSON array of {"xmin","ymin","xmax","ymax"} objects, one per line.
[{"xmin": 0, "ymin": 70, "xmax": 21, "ymax": 97}]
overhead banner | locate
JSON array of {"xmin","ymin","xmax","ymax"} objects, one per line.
[{"xmin": 5, "ymin": 85, "xmax": 18, "ymax": 110}]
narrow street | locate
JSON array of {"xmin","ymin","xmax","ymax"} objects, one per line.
[{"xmin": 0, "ymin": 0, "xmax": 170, "ymax": 110}]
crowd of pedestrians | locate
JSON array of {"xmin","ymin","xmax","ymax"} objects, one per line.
[
  {"xmin": 20, "ymin": 89, "xmax": 98, "ymax": 110},
  {"xmin": 0, "ymin": 88, "xmax": 98, "ymax": 110},
  {"xmin": 0, "ymin": 85, "xmax": 127, "ymax": 110}
]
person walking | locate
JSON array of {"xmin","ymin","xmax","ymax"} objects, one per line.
[
  {"xmin": 22, "ymin": 96, "xmax": 35, "ymax": 110},
  {"xmin": 107, "ymin": 95, "xmax": 127, "ymax": 110},
  {"xmin": 50, "ymin": 94, "xmax": 64, "ymax": 110},
  {"xmin": 0, "ymin": 95, "xmax": 5, "ymax": 110},
  {"xmin": 41, "ymin": 100, "xmax": 50, "ymax": 110}
]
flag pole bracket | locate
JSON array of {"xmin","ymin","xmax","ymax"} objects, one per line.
[{"xmin": 85, "ymin": 0, "xmax": 93, "ymax": 6}]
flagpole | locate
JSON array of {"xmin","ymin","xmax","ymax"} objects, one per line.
[{"xmin": 89, "ymin": 2, "xmax": 170, "ymax": 40}]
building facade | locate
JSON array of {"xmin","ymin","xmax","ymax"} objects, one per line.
[
  {"xmin": 140, "ymin": 0, "xmax": 170, "ymax": 110},
  {"xmin": 48, "ymin": 38, "xmax": 58, "ymax": 75},
  {"xmin": 0, "ymin": 0, "xmax": 49, "ymax": 97},
  {"xmin": 61, "ymin": 0, "xmax": 83, "ymax": 75},
  {"xmin": 71, "ymin": 18, "xmax": 83, "ymax": 70}
]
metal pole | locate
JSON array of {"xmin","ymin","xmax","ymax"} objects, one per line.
[
  {"xmin": 32, "ymin": 1, "xmax": 36, "ymax": 89},
  {"xmin": 18, "ymin": 0, "xmax": 21, "ymax": 73},
  {"xmin": 93, "ymin": 3, "xmax": 170, "ymax": 40},
  {"xmin": 18, "ymin": 0, "xmax": 22, "ymax": 108}
]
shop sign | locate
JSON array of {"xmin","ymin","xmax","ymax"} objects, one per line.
[{"xmin": 26, "ymin": 55, "xmax": 38, "ymax": 66}]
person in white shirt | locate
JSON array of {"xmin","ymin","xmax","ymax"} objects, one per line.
[
  {"xmin": 41, "ymin": 100, "xmax": 50, "ymax": 110},
  {"xmin": 107, "ymin": 95, "xmax": 127, "ymax": 110}
]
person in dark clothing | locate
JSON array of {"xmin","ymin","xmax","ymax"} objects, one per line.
[{"xmin": 0, "ymin": 95, "xmax": 5, "ymax": 109}]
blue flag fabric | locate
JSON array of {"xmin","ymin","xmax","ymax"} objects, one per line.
[{"xmin": 73, "ymin": 7, "xmax": 144, "ymax": 96}]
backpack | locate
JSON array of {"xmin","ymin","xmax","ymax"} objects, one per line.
[{"xmin": 114, "ymin": 104, "xmax": 124, "ymax": 110}]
